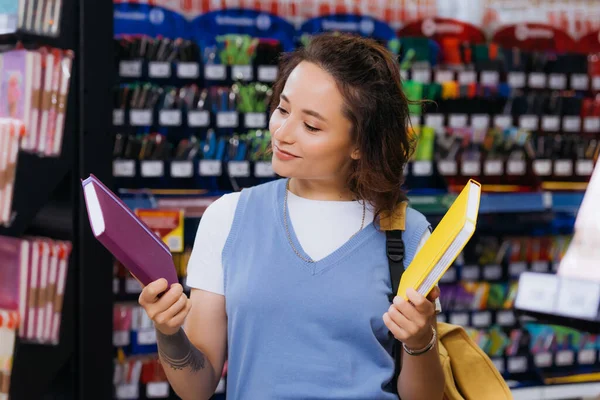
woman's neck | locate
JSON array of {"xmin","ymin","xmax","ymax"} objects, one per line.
[{"xmin": 288, "ymin": 177, "xmax": 355, "ymax": 201}]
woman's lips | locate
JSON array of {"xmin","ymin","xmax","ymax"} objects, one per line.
[{"xmin": 274, "ymin": 145, "xmax": 299, "ymax": 161}]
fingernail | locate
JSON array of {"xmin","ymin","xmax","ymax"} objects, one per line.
[{"xmin": 393, "ymin": 296, "xmax": 401, "ymax": 305}]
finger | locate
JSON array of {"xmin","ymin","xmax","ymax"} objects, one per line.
[
  {"xmin": 406, "ymin": 288, "xmax": 435, "ymax": 315},
  {"xmin": 383, "ymin": 312, "xmax": 410, "ymax": 341},
  {"xmin": 169, "ymin": 298, "xmax": 193, "ymax": 328},
  {"xmin": 155, "ymin": 293, "xmax": 188, "ymax": 325},
  {"xmin": 387, "ymin": 304, "xmax": 417, "ymax": 336},
  {"xmin": 427, "ymin": 286, "xmax": 441, "ymax": 302},
  {"xmin": 139, "ymin": 278, "xmax": 168, "ymax": 305},
  {"xmin": 155, "ymin": 283, "xmax": 184, "ymax": 310},
  {"xmin": 393, "ymin": 296, "xmax": 421, "ymax": 322}
]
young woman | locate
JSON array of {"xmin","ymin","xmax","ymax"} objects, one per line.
[{"xmin": 138, "ymin": 33, "xmax": 445, "ymax": 400}]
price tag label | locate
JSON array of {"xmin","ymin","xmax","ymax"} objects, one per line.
[
  {"xmin": 188, "ymin": 110, "xmax": 210, "ymax": 127},
  {"xmin": 492, "ymin": 358, "xmax": 505, "ymax": 373},
  {"xmin": 515, "ymin": 272, "xmax": 559, "ymax": 314},
  {"xmin": 204, "ymin": 64, "xmax": 226, "ymax": 80},
  {"xmin": 484, "ymin": 159, "xmax": 503, "ymax": 176},
  {"xmin": 412, "ymin": 161, "xmax": 433, "ymax": 176},
  {"xmin": 571, "ymin": 74, "xmax": 589, "ymax": 90},
  {"xmin": 461, "ymin": 160, "xmax": 480, "ymax": 176},
  {"xmin": 449, "ymin": 114, "xmax": 468, "ymax": 128},
  {"xmin": 462, "ymin": 265, "xmax": 480, "ymax": 281},
  {"xmin": 141, "ymin": 160, "xmax": 164, "ymax": 177},
  {"xmin": 507, "ymin": 159, "xmax": 526, "ymax": 176},
  {"xmin": 528, "ymin": 72, "xmax": 546, "ymax": 88},
  {"xmin": 481, "ymin": 70, "xmax": 499, "ymax": 86},
  {"xmin": 576, "ymin": 160, "xmax": 594, "ymax": 176},
  {"xmin": 113, "ymin": 109, "xmax": 125, "ymax": 126},
  {"xmin": 216, "ymin": 111, "xmax": 239, "ymax": 128},
  {"xmin": 400, "ymin": 69, "xmax": 409, "ymax": 81},
  {"xmin": 471, "ymin": 114, "xmax": 489, "ymax": 130},
  {"xmin": 119, "ymin": 60, "xmax": 142, "ymax": 78},
  {"xmin": 494, "ymin": 115, "xmax": 512, "ymax": 129},
  {"xmin": 534, "ymin": 352, "xmax": 553, "ymax": 368},
  {"xmin": 509, "ymin": 262, "xmax": 527, "ymax": 276},
  {"xmin": 113, "ymin": 330, "xmax": 130, "ymax": 347},
  {"xmin": 170, "ymin": 161, "xmax": 193, "ymax": 178},
  {"xmin": 458, "ymin": 70, "xmax": 476, "ymax": 84},
  {"xmin": 507, "ymin": 71, "xmax": 526, "ymax": 88},
  {"xmin": 255, "ymin": 161, "xmax": 275, "ymax": 177},
  {"xmin": 556, "ymin": 350, "xmax": 575, "ymax": 366},
  {"xmin": 257, "ymin": 65, "xmax": 278, "ymax": 82},
  {"xmin": 177, "ymin": 62, "xmax": 200, "ymax": 79},
  {"xmin": 593, "ymin": 76, "xmax": 600, "ymax": 91},
  {"xmin": 228, "ymin": 161, "xmax": 251, "ymax": 177},
  {"xmin": 563, "ymin": 116, "xmax": 581, "ymax": 132},
  {"xmin": 125, "ymin": 277, "xmax": 142, "ymax": 294},
  {"xmin": 412, "ymin": 68, "xmax": 431, "ymax": 83},
  {"xmin": 425, "ymin": 114, "xmax": 444, "ymax": 130},
  {"xmin": 113, "ymin": 160, "xmax": 136, "ymax": 177},
  {"xmin": 113, "ymin": 278, "xmax": 119, "ymax": 294},
  {"xmin": 531, "ymin": 260, "xmax": 548, "ymax": 273},
  {"xmin": 147, "ymin": 382, "xmax": 170, "ymax": 398},
  {"xmin": 116, "ymin": 383, "xmax": 139, "ymax": 399},
  {"xmin": 437, "ymin": 160, "xmax": 457, "ymax": 176},
  {"xmin": 556, "ymin": 278, "xmax": 600, "ymax": 319},
  {"xmin": 497, "ymin": 310, "xmax": 516, "ymax": 327},
  {"xmin": 584, "ymin": 117, "xmax": 600, "ymax": 133},
  {"xmin": 435, "ymin": 69, "xmax": 454, "ymax": 83},
  {"xmin": 578, "ymin": 349, "xmax": 597, "ymax": 365},
  {"xmin": 554, "ymin": 160, "xmax": 573, "ymax": 176},
  {"xmin": 159, "ymin": 109, "xmax": 182, "ymax": 126},
  {"xmin": 472, "ymin": 311, "xmax": 492, "ymax": 327},
  {"xmin": 199, "ymin": 160, "xmax": 222, "ymax": 176},
  {"xmin": 130, "ymin": 109, "xmax": 153, "ymax": 126},
  {"xmin": 483, "ymin": 264, "xmax": 503, "ymax": 280},
  {"xmin": 548, "ymin": 73, "xmax": 567, "ymax": 89},
  {"xmin": 148, "ymin": 61, "xmax": 171, "ymax": 78},
  {"xmin": 232, "ymin": 65, "xmax": 253, "ymax": 81},
  {"xmin": 519, "ymin": 115, "xmax": 539, "ymax": 131},
  {"xmin": 449, "ymin": 313, "xmax": 469, "ymax": 327},
  {"xmin": 541, "ymin": 115, "xmax": 560, "ymax": 132},
  {"xmin": 137, "ymin": 328, "xmax": 157, "ymax": 345},
  {"xmin": 244, "ymin": 112, "xmax": 267, "ymax": 128},
  {"xmin": 439, "ymin": 267, "xmax": 457, "ymax": 283},
  {"xmin": 533, "ymin": 159, "xmax": 552, "ymax": 176},
  {"xmin": 508, "ymin": 356, "xmax": 528, "ymax": 373}
]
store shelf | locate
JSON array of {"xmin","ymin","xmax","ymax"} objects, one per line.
[{"xmin": 512, "ymin": 382, "xmax": 600, "ymax": 400}]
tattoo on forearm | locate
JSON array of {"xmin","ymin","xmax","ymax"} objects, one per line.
[{"xmin": 156, "ymin": 328, "xmax": 206, "ymax": 372}]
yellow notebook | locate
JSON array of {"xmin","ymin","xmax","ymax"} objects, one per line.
[{"xmin": 398, "ymin": 179, "xmax": 481, "ymax": 299}]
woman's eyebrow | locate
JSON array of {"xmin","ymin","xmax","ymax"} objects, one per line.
[{"xmin": 280, "ymin": 94, "xmax": 328, "ymax": 122}]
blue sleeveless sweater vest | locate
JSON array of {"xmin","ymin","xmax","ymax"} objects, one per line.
[{"xmin": 222, "ymin": 179, "xmax": 430, "ymax": 399}]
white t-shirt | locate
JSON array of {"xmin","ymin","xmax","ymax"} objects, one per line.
[{"xmin": 186, "ymin": 191, "xmax": 441, "ymax": 312}]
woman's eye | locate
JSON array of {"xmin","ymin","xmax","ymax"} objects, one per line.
[
  {"xmin": 304, "ymin": 123, "xmax": 320, "ymax": 132},
  {"xmin": 276, "ymin": 106, "xmax": 288, "ymax": 115}
]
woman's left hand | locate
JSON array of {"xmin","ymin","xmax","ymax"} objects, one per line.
[{"xmin": 383, "ymin": 287, "xmax": 440, "ymax": 350}]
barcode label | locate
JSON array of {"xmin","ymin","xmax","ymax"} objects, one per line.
[
  {"xmin": 534, "ymin": 352, "xmax": 553, "ymax": 368},
  {"xmin": 257, "ymin": 65, "xmax": 278, "ymax": 82},
  {"xmin": 204, "ymin": 64, "xmax": 226, "ymax": 80},
  {"xmin": 541, "ymin": 115, "xmax": 559, "ymax": 132},
  {"xmin": 492, "ymin": 358, "xmax": 505, "ymax": 373},
  {"xmin": 548, "ymin": 73, "xmax": 566, "ymax": 90},
  {"xmin": 484, "ymin": 159, "xmax": 503, "ymax": 176},
  {"xmin": 472, "ymin": 311, "xmax": 492, "ymax": 327},
  {"xmin": 147, "ymin": 382, "xmax": 170, "ymax": 398},
  {"xmin": 125, "ymin": 277, "xmax": 142, "ymax": 294},
  {"xmin": 255, "ymin": 161, "xmax": 275, "ymax": 177},
  {"xmin": 519, "ymin": 115, "xmax": 539, "ymax": 130},
  {"xmin": 507, "ymin": 160, "xmax": 526, "ymax": 175},
  {"xmin": 563, "ymin": 116, "xmax": 581, "ymax": 132},
  {"xmin": 119, "ymin": 60, "xmax": 142, "ymax": 78},
  {"xmin": 483, "ymin": 264, "xmax": 503, "ymax": 280},
  {"xmin": 533, "ymin": 159, "xmax": 552, "ymax": 176},
  {"xmin": 425, "ymin": 114, "xmax": 444, "ymax": 130},
  {"xmin": 167, "ymin": 236, "xmax": 182, "ymax": 252},
  {"xmin": 113, "ymin": 160, "xmax": 136, "ymax": 177},
  {"xmin": 571, "ymin": 74, "xmax": 589, "ymax": 90},
  {"xmin": 116, "ymin": 384, "xmax": 139, "ymax": 399},
  {"xmin": 412, "ymin": 69, "xmax": 431, "ymax": 83},
  {"xmin": 141, "ymin": 160, "xmax": 164, "ymax": 177},
  {"xmin": 508, "ymin": 72, "xmax": 526, "ymax": 88},
  {"xmin": 177, "ymin": 62, "xmax": 199, "ymax": 79},
  {"xmin": 244, "ymin": 112, "xmax": 267, "ymax": 128},
  {"xmin": 437, "ymin": 160, "xmax": 457, "ymax": 176},
  {"xmin": 113, "ymin": 109, "xmax": 125, "ymax": 126},
  {"xmin": 113, "ymin": 330, "xmax": 130, "ymax": 347},
  {"xmin": 578, "ymin": 349, "xmax": 597, "ymax": 365},
  {"xmin": 232, "ymin": 65, "xmax": 253, "ymax": 81},
  {"xmin": 481, "ymin": 71, "xmax": 499, "ymax": 86},
  {"xmin": 137, "ymin": 328, "xmax": 157, "ymax": 345},
  {"xmin": 412, "ymin": 161, "xmax": 433, "ymax": 176},
  {"xmin": 170, "ymin": 161, "xmax": 194, "ymax": 178},
  {"xmin": 497, "ymin": 310, "xmax": 516, "ymax": 327},
  {"xmin": 216, "ymin": 111, "xmax": 239, "ymax": 128},
  {"xmin": 450, "ymin": 313, "xmax": 469, "ymax": 327},
  {"xmin": 228, "ymin": 161, "xmax": 250, "ymax": 177},
  {"xmin": 554, "ymin": 160, "xmax": 573, "ymax": 176},
  {"xmin": 148, "ymin": 61, "xmax": 171, "ymax": 78},
  {"xmin": 584, "ymin": 117, "xmax": 600, "ymax": 133},
  {"xmin": 435, "ymin": 70, "xmax": 454, "ymax": 83},
  {"xmin": 449, "ymin": 114, "xmax": 468, "ymax": 128},
  {"xmin": 576, "ymin": 160, "xmax": 594, "ymax": 176},
  {"xmin": 188, "ymin": 110, "xmax": 210, "ymax": 127},
  {"xmin": 528, "ymin": 72, "xmax": 546, "ymax": 88},
  {"xmin": 531, "ymin": 261, "xmax": 548, "ymax": 273},
  {"xmin": 509, "ymin": 262, "xmax": 527, "ymax": 276},
  {"xmin": 494, "ymin": 115, "xmax": 512, "ymax": 129},
  {"xmin": 593, "ymin": 76, "xmax": 600, "ymax": 91},
  {"xmin": 199, "ymin": 160, "xmax": 222, "ymax": 176},
  {"xmin": 556, "ymin": 350, "xmax": 575, "ymax": 366},
  {"xmin": 462, "ymin": 265, "xmax": 480, "ymax": 280},
  {"xmin": 508, "ymin": 356, "xmax": 528, "ymax": 373},
  {"xmin": 130, "ymin": 109, "xmax": 153, "ymax": 126},
  {"xmin": 471, "ymin": 114, "xmax": 489, "ymax": 130},
  {"xmin": 461, "ymin": 160, "xmax": 480, "ymax": 176},
  {"xmin": 159, "ymin": 110, "xmax": 182, "ymax": 126},
  {"xmin": 458, "ymin": 70, "xmax": 476, "ymax": 84}
]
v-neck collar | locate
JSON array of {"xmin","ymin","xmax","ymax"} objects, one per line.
[{"xmin": 274, "ymin": 179, "xmax": 377, "ymax": 274}]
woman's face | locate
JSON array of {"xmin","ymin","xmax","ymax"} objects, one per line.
[{"xmin": 269, "ymin": 61, "xmax": 357, "ymax": 181}]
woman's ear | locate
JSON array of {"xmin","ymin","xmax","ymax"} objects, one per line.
[{"xmin": 351, "ymin": 148, "xmax": 360, "ymax": 160}]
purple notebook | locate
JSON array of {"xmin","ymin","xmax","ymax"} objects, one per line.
[
  {"xmin": 0, "ymin": 235, "xmax": 29, "ymax": 334},
  {"xmin": 81, "ymin": 174, "xmax": 178, "ymax": 287}
]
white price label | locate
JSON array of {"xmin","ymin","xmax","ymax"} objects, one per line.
[
  {"xmin": 116, "ymin": 383, "xmax": 139, "ymax": 399},
  {"xmin": 170, "ymin": 161, "xmax": 193, "ymax": 178},
  {"xmin": 148, "ymin": 61, "xmax": 171, "ymax": 78},
  {"xmin": 119, "ymin": 60, "xmax": 142, "ymax": 78},
  {"xmin": 556, "ymin": 350, "xmax": 575, "ymax": 366},
  {"xmin": 412, "ymin": 161, "xmax": 433, "ymax": 176},
  {"xmin": 554, "ymin": 160, "xmax": 573, "ymax": 176},
  {"xmin": 435, "ymin": 69, "xmax": 454, "ymax": 83},
  {"xmin": 571, "ymin": 74, "xmax": 589, "ymax": 90},
  {"xmin": 461, "ymin": 160, "xmax": 480, "ymax": 176},
  {"xmin": 458, "ymin": 70, "xmax": 476, "ymax": 84},
  {"xmin": 113, "ymin": 109, "xmax": 125, "ymax": 126},
  {"xmin": 492, "ymin": 358, "xmax": 505, "ymax": 373},
  {"xmin": 244, "ymin": 112, "xmax": 267, "ymax": 128},
  {"xmin": 147, "ymin": 382, "xmax": 170, "ymax": 398},
  {"xmin": 471, "ymin": 114, "xmax": 489, "ymax": 130},
  {"xmin": 204, "ymin": 64, "xmax": 226, "ymax": 80},
  {"xmin": 483, "ymin": 264, "xmax": 503, "ymax": 280},
  {"xmin": 593, "ymin": 76, "xmax": 600, "ymax": 91},
  {"xmin": 425, "ymin": 114, "xmax": 444, "ymax": 130},
  {"xmin": 188, "ymin": 110, "xmax": 210, "ymax": 127},
  {"xmin": 257, "ymin": 65, "xmax": 278, "ymax": 82},
  {"xmin": 228, "ymin": 161, "xmax": 250, "ymax": 177},
  {"xmin": 449, "ymin": 313, "xmax": 469, "ymax": 327},
  {"xmin": 137, "ymin": 328, "xmax": 157, "ymax": 345},
  {"xmin": 113, "ymin": 330, "xmax": 130, "ymax": 347},
  {"xmin": 126, "ymin": 277, "xmax": 142, "ymax": 294},
  {"xmin": 449, "ymin": 114, "xmax": 468, "ymax": 128},
  {"xmin": 113, "ymin": 160, "xmax": 136, "ymax": 177},
  {"xmin": 472, "ymin": 312, "xmax": 492, "ymax": 327},
  {"xmin": 576, "ymin": 160, "xmax": 594, "ymax": 176},
  {"xmin": 509, "ymin": 262, "xmax": 527, "ymax": 276},
  {"xmin": 541, "ymin": 115, "xmax": 560, "ymax": 132},
  {"xmin": 176, "ymin": 62, "xmax": 199, "ymax": 79},
  {"xmin": 484, "ymin": 159, "xmax": 503, "ymax": 176},
  {"xmin": 439, "ymin": 267, "xmax": 457, "ymax": 283},
  {"xmin": 508, "ymin": 72, "xmax": 526, "ymax": 88},
  {"xmin": 199, "ymin": 160, "xmax": 222, "ymax": 176},
  {"xmin": 141, "ymin": 160, "xmax": 164, "ymax": 177},
  {"xmin": 412, "ymin": 68, "xmax": 431, "ymax": 83},
  {"xmin": 578, "ymin": 349, "xmax": 597, "ymax": 365},
  {"xmin": 462, "ymin": 265, "xmax": 480, "ymax": 281},
  {"xmin": 437, "ymin": 160, "xmax": 457, "ymax": 176},
  {"xmin": 548, "ymin": 73, "xmax": 567, "ymax": 89},
  {"xmin": 563, "ymin": 116, "xmax": 581, "ymax": 132},
  {"xmin": 515, "ymin": 272, "xmax": 559, "ymax": 314},
  {"xmin": 508, "ymin": 356, "xmax": 528, "ymax": 373},
  {"xmin": 216, "ymin": 111, "xmax": 239, "ymax": 128},
  {"xmin": 531, "ymin": 261, "xmax": 548, "ymax": 273},
  {"xmin": 497, "ymin": 310, "xmax": 516, "ymax": 326},
  {"xmin": 507, "ymin": 160, "xmax": 526, "ymax": 176},
  {"xmin": 556, "ymin": 278, "xmax": 600, "ymax": 319},
  {"xmin": 519, "ymin": 115, "xmax": 539, "ymax": 131},
  {"xmin": 400, "ymin": 69, "xmax": 409, "ymax": 81},
  {"xmin": 584, "ymin": 117, "xmax": 600, "ymax": 133},
  {"xmin": 534, "ymin": 352, "xmax": 553, "ymax": 368},
  {"xmin": 113, "ymin": 278, "xmax": 119, "ymax": 294},
  {"xmin": 533, "ymin": 159, "xmax": 552, "ymax": 176},
  {"xmin": 130, "ymin": 109, "xmax": 153, "ymax": 126},
  {"xmin": 254, "ymin": 161, "xmax": 275, "ymax": 177},
  {"xmin": 481, "ymin": 71, "xmax": 499, "ymax": 86},
  {"xmin": 232, "ymin": 65, "xmax": 253, "ymax": 81},
  {"xmin": 159, "ymin": 109, "xmax": 182, "ymax": 126},
  {"xmin": 494, "ymin": 115, "xmax": 512, "ymax": 129},
  {"xmin": 528, "ymin": 72, "xmax": 546, "ymax": 88}
]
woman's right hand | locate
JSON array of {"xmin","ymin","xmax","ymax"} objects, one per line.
[{"xmin": 138, "ymin": 278, "xmax": 192, "ymax": 336}]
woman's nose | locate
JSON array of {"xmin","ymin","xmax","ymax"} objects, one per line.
[{"xmin": 272, "ymin": 118, "xmax": 294, "ymax": 144}]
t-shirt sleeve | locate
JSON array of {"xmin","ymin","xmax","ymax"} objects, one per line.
[
  {"xmin": 414, "ymin": 229, "xmax": 442, "ymax": 314},
  {"xmin": 185, "ymin": 192, "xmax": 240, "ymax": 295}
]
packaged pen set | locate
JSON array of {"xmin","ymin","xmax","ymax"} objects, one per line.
[{"xmin": 17, "ymin": 0, "xmax": 62, "ymax": 37}]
